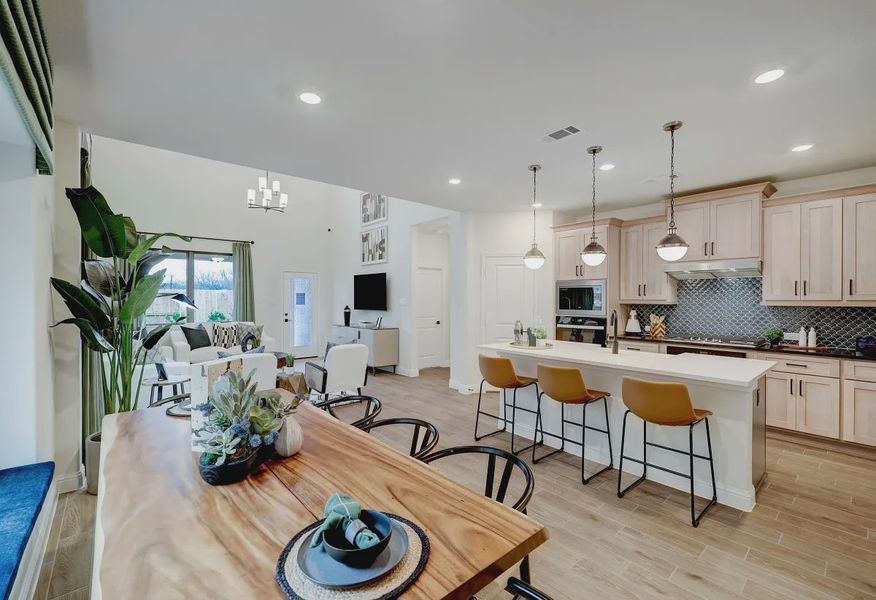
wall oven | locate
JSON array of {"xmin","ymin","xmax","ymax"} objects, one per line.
[
  {"xmin": 557, "ymin": 279, "xmax": 606, "ymax": 318},
  {"xmin": 556, "ymin": 316, "xmax": 607, "ymax": 346}
]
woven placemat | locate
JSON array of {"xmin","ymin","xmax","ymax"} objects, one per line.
[{"xmin": 276, "ymin": 514, "xmax": 430, "ymax": 600}]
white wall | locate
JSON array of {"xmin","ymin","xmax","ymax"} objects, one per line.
[
  {"xmin": 51, "ymin": 120, "xmax": 84, "ymax": 491},
  {"xmin": 90, "ymin": 136, "xmax": 356, "ymax": 359},
  {"xmin": 0, "ymin": 141, "xmax": 55, "ymax": 470},
  {"xmin": 331, "ymin": 197, "xmax": 457, "ymax": 376}
]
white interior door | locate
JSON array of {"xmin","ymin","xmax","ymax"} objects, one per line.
[
  {"xmin": 482, "ymin": 255, "xmax": 535, "ymax": 344},
  {"xmin": 283, "ymin": 272, "xmax": 319, "ymax": 358},
  {"xmin": 415, "ymin": 266, "xmax": 445, "ymax": 369}
]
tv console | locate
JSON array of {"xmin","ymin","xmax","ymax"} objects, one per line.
[{"xmin": 331, "ymin": 324, "xmax": 399, "ymax": 374}]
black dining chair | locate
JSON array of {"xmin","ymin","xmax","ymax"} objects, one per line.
[
  {"xmin": 359, "ymin": 418, "xmax": 440, "ymax": 459},
  {"xmin": 421, "ymin": 445, "xmax": 535, "ymax": 585},
  {"xmin": 314, "ymin": 395, "xmax": 382, "ymax": 429},
  {"xmin": 505, "ymin": 577, "xmax": 554, "ymax": 600}
]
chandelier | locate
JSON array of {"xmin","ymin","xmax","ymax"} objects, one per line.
[{"xmin": 247, "ymin": 170, "xmax": 288, "ymax": 213}]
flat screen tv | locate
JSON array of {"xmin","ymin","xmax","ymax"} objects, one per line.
[{"xmin": 354, "ymin": 273, "xmax": 387, "ymax": 311}]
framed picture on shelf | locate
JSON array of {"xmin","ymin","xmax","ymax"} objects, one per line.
[
  {"xmin": 360, "ymin": 192, "xmax": 388, "ymax": 226},
  {"xmin": 361, "ymin": 226, "xmax": 388, "ymax": 265}
]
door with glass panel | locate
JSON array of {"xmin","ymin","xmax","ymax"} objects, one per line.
[{"xmin": 283, "ymin": 272, "xmax": 319, "ymax": 358}]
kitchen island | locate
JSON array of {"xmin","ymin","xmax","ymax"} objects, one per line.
[{"xmin": 478, "ymin": 340, "xmax": 776, "ymax": 511}]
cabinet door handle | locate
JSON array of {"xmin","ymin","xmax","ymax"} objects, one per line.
[
  {"xmin": 794, "ymin": 280, "xmax": 798, "ymax": 296},
  {"xmin": 643, "ymin": 284, "xmax": 647, "ymax": 296},
  {"xmin": 790, "ymin": 378, "xmax": 794, "ymax": 395},
  {"xmin": 800, "ymin": 380, "xmax": 804, "ymax": 398},
  {"xmin": 849, "ymin": 279, "xmax": 854, "ymax": 296},
  {"xmin": 638, "ymin": 284, "xmax": 641, "ymax": 297},
  {"xmin": 704, "ymin": 242, "xmax": 708, "ymax": 256},
  {"xmin": 711, "ymin": 241, "xmax": 715, "ymax": 255},
  {"xmin": 625, "ymin": 347, "xmax": 641, "ymax": 351},
  {"xmin": 803, "ymin": 280, "xmax": 807, "ymax": 296},
  {"xmin": 786, "ymin": 363, "xmax": 808, "ymax": 368}
]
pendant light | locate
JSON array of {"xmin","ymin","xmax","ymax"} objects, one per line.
[
  {"xmin": 523, "ymin": 164, "xmax": 546, "ymax": 270},
  {"xmin": 581, "ymin": 146, "xmax": 607, "ymax": 266},
  {"xmin": 655, "ymin": 121, "xmax": 689, "ymax": 261}
]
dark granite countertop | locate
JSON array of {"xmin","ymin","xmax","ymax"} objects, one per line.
[{"xmin": 617, "ymin": 335, "xmax": 876, "ymax": 361}]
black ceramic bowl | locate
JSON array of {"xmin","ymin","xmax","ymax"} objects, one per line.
[{"xmin": 321, "ymin": 510, "xmax": 393, "ymax": 568}]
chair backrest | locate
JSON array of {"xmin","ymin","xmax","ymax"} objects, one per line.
[
  {"xmin": 536, "ymin": 363, "xmax": 589, "ymax": 403},
  {"xmin": 360, "ymin": 418, "xmax": 439, "ymax": 459},
  {"xmin": 318, "ymin": 395, "xmax": 382, "ymax": 428},
  {"xmin": 324, "ymin": 344, "xmax": 369, "ymax": 393},
  {"xmin": 421, "ymin": 445, "xmax": 534, "ymax": 511},
  {"xmin": 479, "ymin": 354, "xmax": 520, "ymax": 388},
  {"xmin": 621, "ymin": 377, "xmax": 697, "ymax": 426},
  {"xmin": 505, "ymin": 577, "xmax": 554, "ymax": 600}
]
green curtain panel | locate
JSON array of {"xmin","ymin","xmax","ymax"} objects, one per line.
[
  {"xmin": 0, "ymin": 0, "xmax": 53, "ymax": 174},
  {"xmin": 232, "ymin": 242, "xmax": 256, "ymax": 322}
]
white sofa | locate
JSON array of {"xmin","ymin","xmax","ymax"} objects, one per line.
[{"xmin": 158, "ymin": 321, "xmax": 276, "ymax": 364}]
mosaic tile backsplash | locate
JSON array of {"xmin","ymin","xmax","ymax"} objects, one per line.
[{"xmin": 629, "ymin": 278, "xmax": 876, "ymax": 349}]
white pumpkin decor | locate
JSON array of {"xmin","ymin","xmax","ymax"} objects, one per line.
[{"xmin": 274, "ymin": 414, "xmax": 304, "ymax": 457}]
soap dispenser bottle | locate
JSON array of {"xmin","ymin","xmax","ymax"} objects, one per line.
[
  {"xmin": 808, "ymin": 327, "xmax": 817, "ymax": 348},
  {"xmin": 799, "ymin": 326, "xmax": 808, "ymax": 347}
]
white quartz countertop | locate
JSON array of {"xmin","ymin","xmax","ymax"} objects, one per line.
[{"xmin": 478, "ymin": 340, "xmax": 776, "ymax": 389}]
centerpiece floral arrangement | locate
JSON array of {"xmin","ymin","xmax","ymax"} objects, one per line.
[{"xmin": 195, "ymin": 369, "xmax": 300, "ymax": 483}]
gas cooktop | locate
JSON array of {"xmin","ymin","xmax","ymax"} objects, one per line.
[{"xmin": 662, "ymin": 336, "xmax": 768, "ymax": 348}]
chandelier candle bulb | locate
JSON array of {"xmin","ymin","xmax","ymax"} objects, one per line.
[
  {"xmin": 272, "ymin": 180, "xmax": 280, "ymax": 193},
  {"xmin": 258, "ymin": 176, "xmax": 267, "ymax": 190}
]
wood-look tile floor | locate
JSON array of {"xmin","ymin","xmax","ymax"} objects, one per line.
[{"xmin": 41, "ymin": 368, "xmax": 876, "ymax": 599}]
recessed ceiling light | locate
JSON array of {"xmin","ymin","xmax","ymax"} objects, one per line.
[
  {"xmin": 532, "ymin": 202, "xmax": 543, "ymax": 208},
  {"xmin": 599, "ymin": 163, "xmax": 615, "ymax": 171},
  {"xmin": 448, "ymin": 178, "xmax": 461, "ymax": 185},
  {"xmin": 791, "ymin": 144, "xmax": 813, "ymax": 152},
  {"xmin": 299, "ymin": 92, "xmax": 322, "ymax": 105},
  {"xmin": 754, "ymin": 69, "xmax": 785, "ymax": 84}
]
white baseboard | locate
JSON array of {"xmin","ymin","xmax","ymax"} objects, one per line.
[
  {"xmin": 8, "ymin": 480, "xmax": 57, "ymax": 600},
  {"xmin": 449, "ymin": 380, "xmax": 477, "ymax": 395},
  {"xmin": 395, "ymin": 367, "xmax": 419, "ymax": 378},
  {"xmin": 56, "ymin": 466, "xmax": 84, "ymax": 494}
]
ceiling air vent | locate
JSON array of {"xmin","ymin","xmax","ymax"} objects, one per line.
[{"xmin": 542, "ymin": 125, "xmax": 581, "ymax": 143}]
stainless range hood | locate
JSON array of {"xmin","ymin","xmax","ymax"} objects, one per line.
[{"xmin": 663, "ymin": 259, "xmax": 762, "ymax": 280}]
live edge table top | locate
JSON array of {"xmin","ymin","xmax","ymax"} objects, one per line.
[{"xmin": 93, "ymin": 391, "xmax": 548, "ymax": 599}]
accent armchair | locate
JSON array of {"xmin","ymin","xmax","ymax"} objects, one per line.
[{"xmin": 305, "ymin": 343, "xmax": 369, "ymax": 402}]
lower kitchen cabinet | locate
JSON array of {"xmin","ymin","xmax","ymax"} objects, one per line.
[
  {"xmin": 795, "ymin": 374, "xmax": 840, "ymax": 438},
  {"xmin": 765, "ymin": 372, "xmax": 796, "ymax": 430},
  {"xmin": 842, "ymin": 379, "xmax": 876, "ymax": 446}
]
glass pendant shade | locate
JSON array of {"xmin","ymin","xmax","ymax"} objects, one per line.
[
  {"xmin": 581, "ymin": 238, "xmax": 607, "ymax": 266},
  {"xmin": 523, "ymin": 243, "xmax": 546, "ymax": 270},
  {"xmin": 655, "ymin": 227, "xmax": 689, "ymax": 261}
]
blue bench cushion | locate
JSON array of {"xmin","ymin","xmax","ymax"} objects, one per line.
[{"xmin": 0, "ymin": 461, "xmax": 54, "ymax": 600}]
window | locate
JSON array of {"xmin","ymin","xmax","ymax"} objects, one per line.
[{"xmin": 145, "ymin": 251, "xmax": 233, "ymax": 325}]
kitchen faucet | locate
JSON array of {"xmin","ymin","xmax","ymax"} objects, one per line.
[{"xmin": 609, "ymin": 310, "xmax": 619, "ymax": 354}]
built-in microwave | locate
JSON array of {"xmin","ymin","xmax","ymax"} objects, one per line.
[{"xmin": 556, "ymin": 279, "xmax": 606, "ymax": 318}]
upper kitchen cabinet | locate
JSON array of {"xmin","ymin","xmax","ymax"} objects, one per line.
[
  {"xmin": 619, "ymin": 218, "xmax": 677, "ymax": 304},
  {"xmin": 665, "ymin": 183, "xmax": 775, "ymax": 262},
  {"xmin": 844, "ymin": 192, "xmax": 876, "ymax": 301},
  {"xmin": 763, "ymin": 198, "xmax": 843, "ymax": 303},
  {"xmin": 553, "ymin": 220, "xmax": 617, "ymax": 281}
]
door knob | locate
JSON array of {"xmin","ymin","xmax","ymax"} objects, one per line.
[
  {"xmin": 284, "ymin": 319, "xmax": 289, "ymax": 323},
  {"xmin": 436, "ymin": 320, "xmax": 441, "ymax": 325}
]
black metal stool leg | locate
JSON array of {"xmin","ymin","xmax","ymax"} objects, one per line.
[
  {"xmin": 474, "ymin": 379, "xmax": 507, "ymax": 441},
  {"xmin": 690, "ymin": 417, "xmax": 718, "ymax": 527},
  {"xmin": 617, "ymin": 410, "xmax": 647, "ymax": 497},
  {"xmin": 581, "ymin": 398, "xmax": 614, "ymax": 485},
  {"xmin": 532, "ymin": 394, "xmax": 566, "ymax": 464},
  {"xmin": 509, "ymin": 384, "xmax": 540, "ymax": 456}
]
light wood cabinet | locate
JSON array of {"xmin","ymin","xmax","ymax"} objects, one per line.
[
  {"xmin": 554, "ymin": 224, "xmax": 609, "ymax": 280},
  {"xmin": 667, "ymin": 193, "xmax": 761, "ymax": 261},
  {"xmin": 331, "ymin": 325, "xmax": 399, "ymax": 371},
  {"xmin": 765, "ymin": 372, "xmax": 796, "ymax": 430},
  {"xmin": 619, "ymin": 221, "xmax": 676, "ymax": 303},
  {"xmin": 762, "ymin": 198, "xmax": 842, "ymax": 303},
  {"xmin": 843, "ymin": 193, "xmax": 876, "ymax": 301},
  {"xmin": 842, "ymin": 379, "xmax": 876, "ymax": 446},
  {"xmin": 795, "ymin": 374, "xmax": 840, "ymax": 438}
]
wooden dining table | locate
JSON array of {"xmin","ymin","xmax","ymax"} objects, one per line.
[{"xmin": 91, "ymin": 390, "xmax": 548, "ymax": 599}]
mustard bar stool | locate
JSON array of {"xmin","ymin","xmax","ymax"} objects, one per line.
[
  {"xmin": 475, "ymin": 354, "xmax": 542, "ymax": 455},
  {"xmin": 617, "ymin": 377, "xmax": 717, "ymax": 527},
  {"xmin": 532, "ymin": 364, "xmax": 613, "ymax": 484}
]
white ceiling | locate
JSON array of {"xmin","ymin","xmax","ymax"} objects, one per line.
[{"xmin": 44, "ymin": 0, "xmax": 876, "ymax": 212}]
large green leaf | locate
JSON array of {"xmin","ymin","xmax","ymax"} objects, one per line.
[
  {"xmin": 128, "ymin": 234, "xmax": 191, "ymax": 266},
  {"xmin": 52, "ymin": 318, "xmax": 114, "ymax": 352},
  {"xmin": 83, "ymin": 259, "xmax": 117, "ymax": 297},
  {"xmin": 50, "ymin": 278, "xmax": 111, "ymax": 329},
  {"xmin": 141, "ymin": 322, "xmax": 175, "ymax": 349},
  {"xmin": 80, "ymin": 279, "xmax": 111, "ymax": 315},
  {"xmin": 119, "ymin": 269, "xmax": 165, "ymax": 323},
  {"xmin": 66, "ymin": 187, "xmax": 128, "ymax": 258},
  {"xmin": 122, "ymin": 216, "xmax": 139, "ymax": 256}
]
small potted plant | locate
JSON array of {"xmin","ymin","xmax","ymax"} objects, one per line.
[
  {"xmin": 764, "ymin": 326, "xmax": 784, "ymax": 347},
  {"xmin": 194, "ymin": 369, "xmax": 296, "ymax": 485},
  {"xmin": 532, "ymin": 326, "xmax": 548, "ymax": 347}
]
